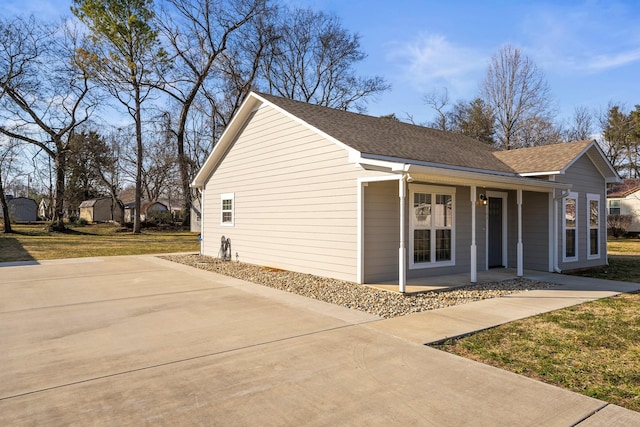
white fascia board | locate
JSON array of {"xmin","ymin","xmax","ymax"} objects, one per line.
[
  {"xmin": 191, "ymin": 94, "xmax": 261, "ymax": 188},
  {"xmin": 519, "ymin": 171, "xmax": 563, "ymax": 177},
  {"xmin": 560, "ymin": 140, "xmax": 620, "ymax": 181},
  {"xmin": 356, "ymin": 154, "xmax": 570, "ymax": 191},
  {"xmin": 405, "ymin": 164, "xmax": 571, "ymax": 191},
  {"xmin": 358, "ymin": 153, "xmax": 517, "ymax": 177}
]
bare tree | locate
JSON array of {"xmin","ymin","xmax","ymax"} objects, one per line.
[
  {"xmin": 261, "ymin": 6, "xmax": 389, "ymax": 112},
  {"xmin": 0, "ymin": 137, "xmax": 21, "ymax": 233},
  {"xmin": 481, "ymin": 45, "xmax": 555, "ymax": 150},
  {"xmin": 155, "ymin": 0, "xmax": 268, "ymax": 225},
  {"xmin": 0, "ymin": 16, "xmax": 96, "ymax": 230},
  {"xmin": 565, "ymin": 105, "xmax": 594, "ymax": 142},
  {"xmin": 517, "ymin": 115, "xmax": 562, "ymax": 147},
  {"xmin": 140, "ymin": 113, "xmax": 178, "ymax": 202},
  {"xmin": 423, "ymin": 87, "xmax": 451, "ymax": 131}
]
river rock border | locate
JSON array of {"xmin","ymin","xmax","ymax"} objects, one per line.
[{"xmin": 162, "ymin": 254, "xmax": 556, "ymax": 319}]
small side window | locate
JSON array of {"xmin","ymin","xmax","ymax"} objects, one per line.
[
  {"xmin": 608, "ymin": 200, "xmax": 620, "ymax": 215},
  {"xmin": 221, "ymin": 193, "xmax": 234, "ymax": 226}
]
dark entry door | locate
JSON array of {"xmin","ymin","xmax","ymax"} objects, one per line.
[{"xmin": 488, "ymin": 197, "xmax": 503, "ymax": 268}]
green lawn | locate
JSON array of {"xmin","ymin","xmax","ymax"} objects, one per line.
[
  {"xmin": 0, "ymin": 223, "xmax": 199, "ymax": 262},
  {"xmin": 434, "ymin": 237, "xmax": 640, "ymax": 412}
]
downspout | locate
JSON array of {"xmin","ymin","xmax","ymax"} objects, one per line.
[
  {"xmin": 199, "ymin": 186, "xmax": 205, "ymax": 256},
  {"xmin": 553, "ymin": 188, "xmax": 571, "ymax": 273},
  {"xmin": 399, "ymin": 172, "xmax": 407, "ymax": 293},
  {"xmin": 604, "ymin": 182, "xmax": 609, "ymax": 266}
]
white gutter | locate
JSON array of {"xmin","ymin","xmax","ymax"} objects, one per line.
[{"xmin": 199, "ymin": 187, "xmax": 205, "ymax": 256}]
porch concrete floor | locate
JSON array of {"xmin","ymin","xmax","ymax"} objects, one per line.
[{"xmin": 367, "ymin": 268, "xmax": 523, "ymax": 294}]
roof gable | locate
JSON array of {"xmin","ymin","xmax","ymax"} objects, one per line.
[
  {"xmin": 494, "ymin": 140, "xmax": 592, "ymax": 174},
  {"xmin": 495, "ymin": 139, "xmax": 620, "ymax": 182}
]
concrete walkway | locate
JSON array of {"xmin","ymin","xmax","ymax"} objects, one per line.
[
  {"xmin": 367, "ymin": 270, "xmax": 640, "ymax": 345},
  {"xmin": 1, "ymin": 256, "xmax": 639, "ymax": 426}
]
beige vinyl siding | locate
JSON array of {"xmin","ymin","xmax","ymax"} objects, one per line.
[
  {"xmin": 202, "ymin": 104, "xmax": 372, "ymax": 282},
  {"xmin": 363, "ymin": 180, "xmax": 399, "ymax": 282},
  {"xmin": 555, "ymin": 155, "xmax": 607, "ymax": 270}
]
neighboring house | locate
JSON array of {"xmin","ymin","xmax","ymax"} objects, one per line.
[
  {"xmin": 191, "ymin": 92, "xmax": 620, "ymax": 291},
  {"xmin": 78, "ymin": 197, "xmax": 124, "ymax": 223},
  {"xmin": 0, "ymin": 196, "xmax": 38, "ymax": 222},
  {"xmin": 607, "ymin": 178, "xmax": 640, "ymax": 233},
  {"xmin": 123, "ymin": 200, "xmax": 169, "ymax": 223},
  {"xmin": 38, "ymin": 198, "xmax": 52, "ymax": 221}
]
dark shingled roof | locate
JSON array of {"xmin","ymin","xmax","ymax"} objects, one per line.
[
  {"xmin": 255, "ymin": 93, "xmax": 603, "ymax": 178},
  {"xmin": 257, "ymin": 92, "xmax": 517, "ymax": 174},
  {"xmin": 494, "ymin": 140, "xmax": 593, "ymax": 174}
]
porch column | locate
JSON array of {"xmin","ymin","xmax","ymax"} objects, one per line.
[
  {"xmin": 399, "ymin": 177, "xmax": 407, "ymax": 293},
  {"xmin": 470, "ymin": 185, "xmax": 477, "ymax": 283},
  {"xmin": 517, "ymin": 189, "xmax": 523, "ymax": 277}
]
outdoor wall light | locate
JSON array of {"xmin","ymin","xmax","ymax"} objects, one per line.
[{"xmin": 478, "ymin": 194, "xmax": 488, "ymax": 206}]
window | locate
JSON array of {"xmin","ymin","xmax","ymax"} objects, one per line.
[
  {"xmin": 587, "ymin": 194, "xmax": 600, "ymax": 259},
  {"xmin": 221, "ymin": 193, "xmax": 234, "ymax": 226},
  {"xmin": 563, "ymin": 192, "xmax": 578, "ymax": 262},
  {"xmin": 410, "ymin": 185, "xmax": 455, "ymax": 268},
  {"xmin": 608, "ymin": 199, "xmax": 621, "ymax": 215}
]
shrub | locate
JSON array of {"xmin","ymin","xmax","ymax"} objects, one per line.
[{"xmin": 607, "ymin": 214, "xmax": 633, "ymax": 237}]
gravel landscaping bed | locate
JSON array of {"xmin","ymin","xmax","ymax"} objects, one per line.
[{"xmin": 162, "ymin": 254, "xmax": 557, "ymax": 319}]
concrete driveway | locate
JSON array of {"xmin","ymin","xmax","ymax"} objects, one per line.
[{"xmin": 1, "ymin": 255, "xmax": 637, "ymax": 426}]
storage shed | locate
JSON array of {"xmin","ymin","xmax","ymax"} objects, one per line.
[
  {"xmin": 0, "ymin": 196, "xmax": 38, "ymax": 222},
  {"xmin": 79, "ymin": 197, "xmax": 124, "ymax": 223}
]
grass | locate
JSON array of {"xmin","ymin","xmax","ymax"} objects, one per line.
[
  {"xmin": 608, "ymin": 236, "xmax": 640, "ymax": 256},
  {"xmin": 434, "ymin": 237, "xmax": 640, "ymax": 412},
  {"xmin": 434, "ymin": 292, "xmax": 640, "ymax": 411},
  {"xmin": 0, "ymin": 223, "xmax": 199, "ymax": 262}
]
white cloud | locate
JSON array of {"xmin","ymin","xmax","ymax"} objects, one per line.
[
  {"xmin": 584, "ymin": 48, "xmax": 640, "ymax": 72},
  {"xmin": 387, "ymin": 33, "xmax": 487, "ymax": 97},
  {"xmin": 519, "ymin": 1, "xmax": 640, "ymax": 75}
]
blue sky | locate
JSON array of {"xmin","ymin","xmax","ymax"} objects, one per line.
[{"xmin": 5, "ymin": 0, "xmax": 640, "ymax": 125}]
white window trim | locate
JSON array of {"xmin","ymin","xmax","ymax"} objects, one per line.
[
  {"xmin": 608, "ymin": 199, "xmax": 621, "ymax": 215},
  {"xmin": 409, "ymin": 184, "xmax": 456, "ymax": 269},
  {"xmin": 220, "ymin": 193, "xmax": 235, "ymax": 226},
  {"xmin": 563, "ymin": 192, "xmax": 578, "ymax": 263},
  {"xmin": 587, "ymin": 193, "xmax": 601, "ymax": 260}
]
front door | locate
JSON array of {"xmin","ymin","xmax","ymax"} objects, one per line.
[{"xmin": 488, "ymin": 197, "xmax": 503, "ymax": 268}]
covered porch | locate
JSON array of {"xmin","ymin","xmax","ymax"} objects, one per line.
[{"xmin": 358, "ymin": 167, "xmax": 571, "ymax": 293}]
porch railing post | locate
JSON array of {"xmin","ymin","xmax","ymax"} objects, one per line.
[
  {"xmin": 470, "ymin": 185, "xmax": 477, "ymax": 283},
  {"xmin": 517, "ymin": 189, "xmax": 523, "ymax": 277},
  {"xmin": 399, "ymin": 176, "xmax": 407, "ymax": 293}
]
